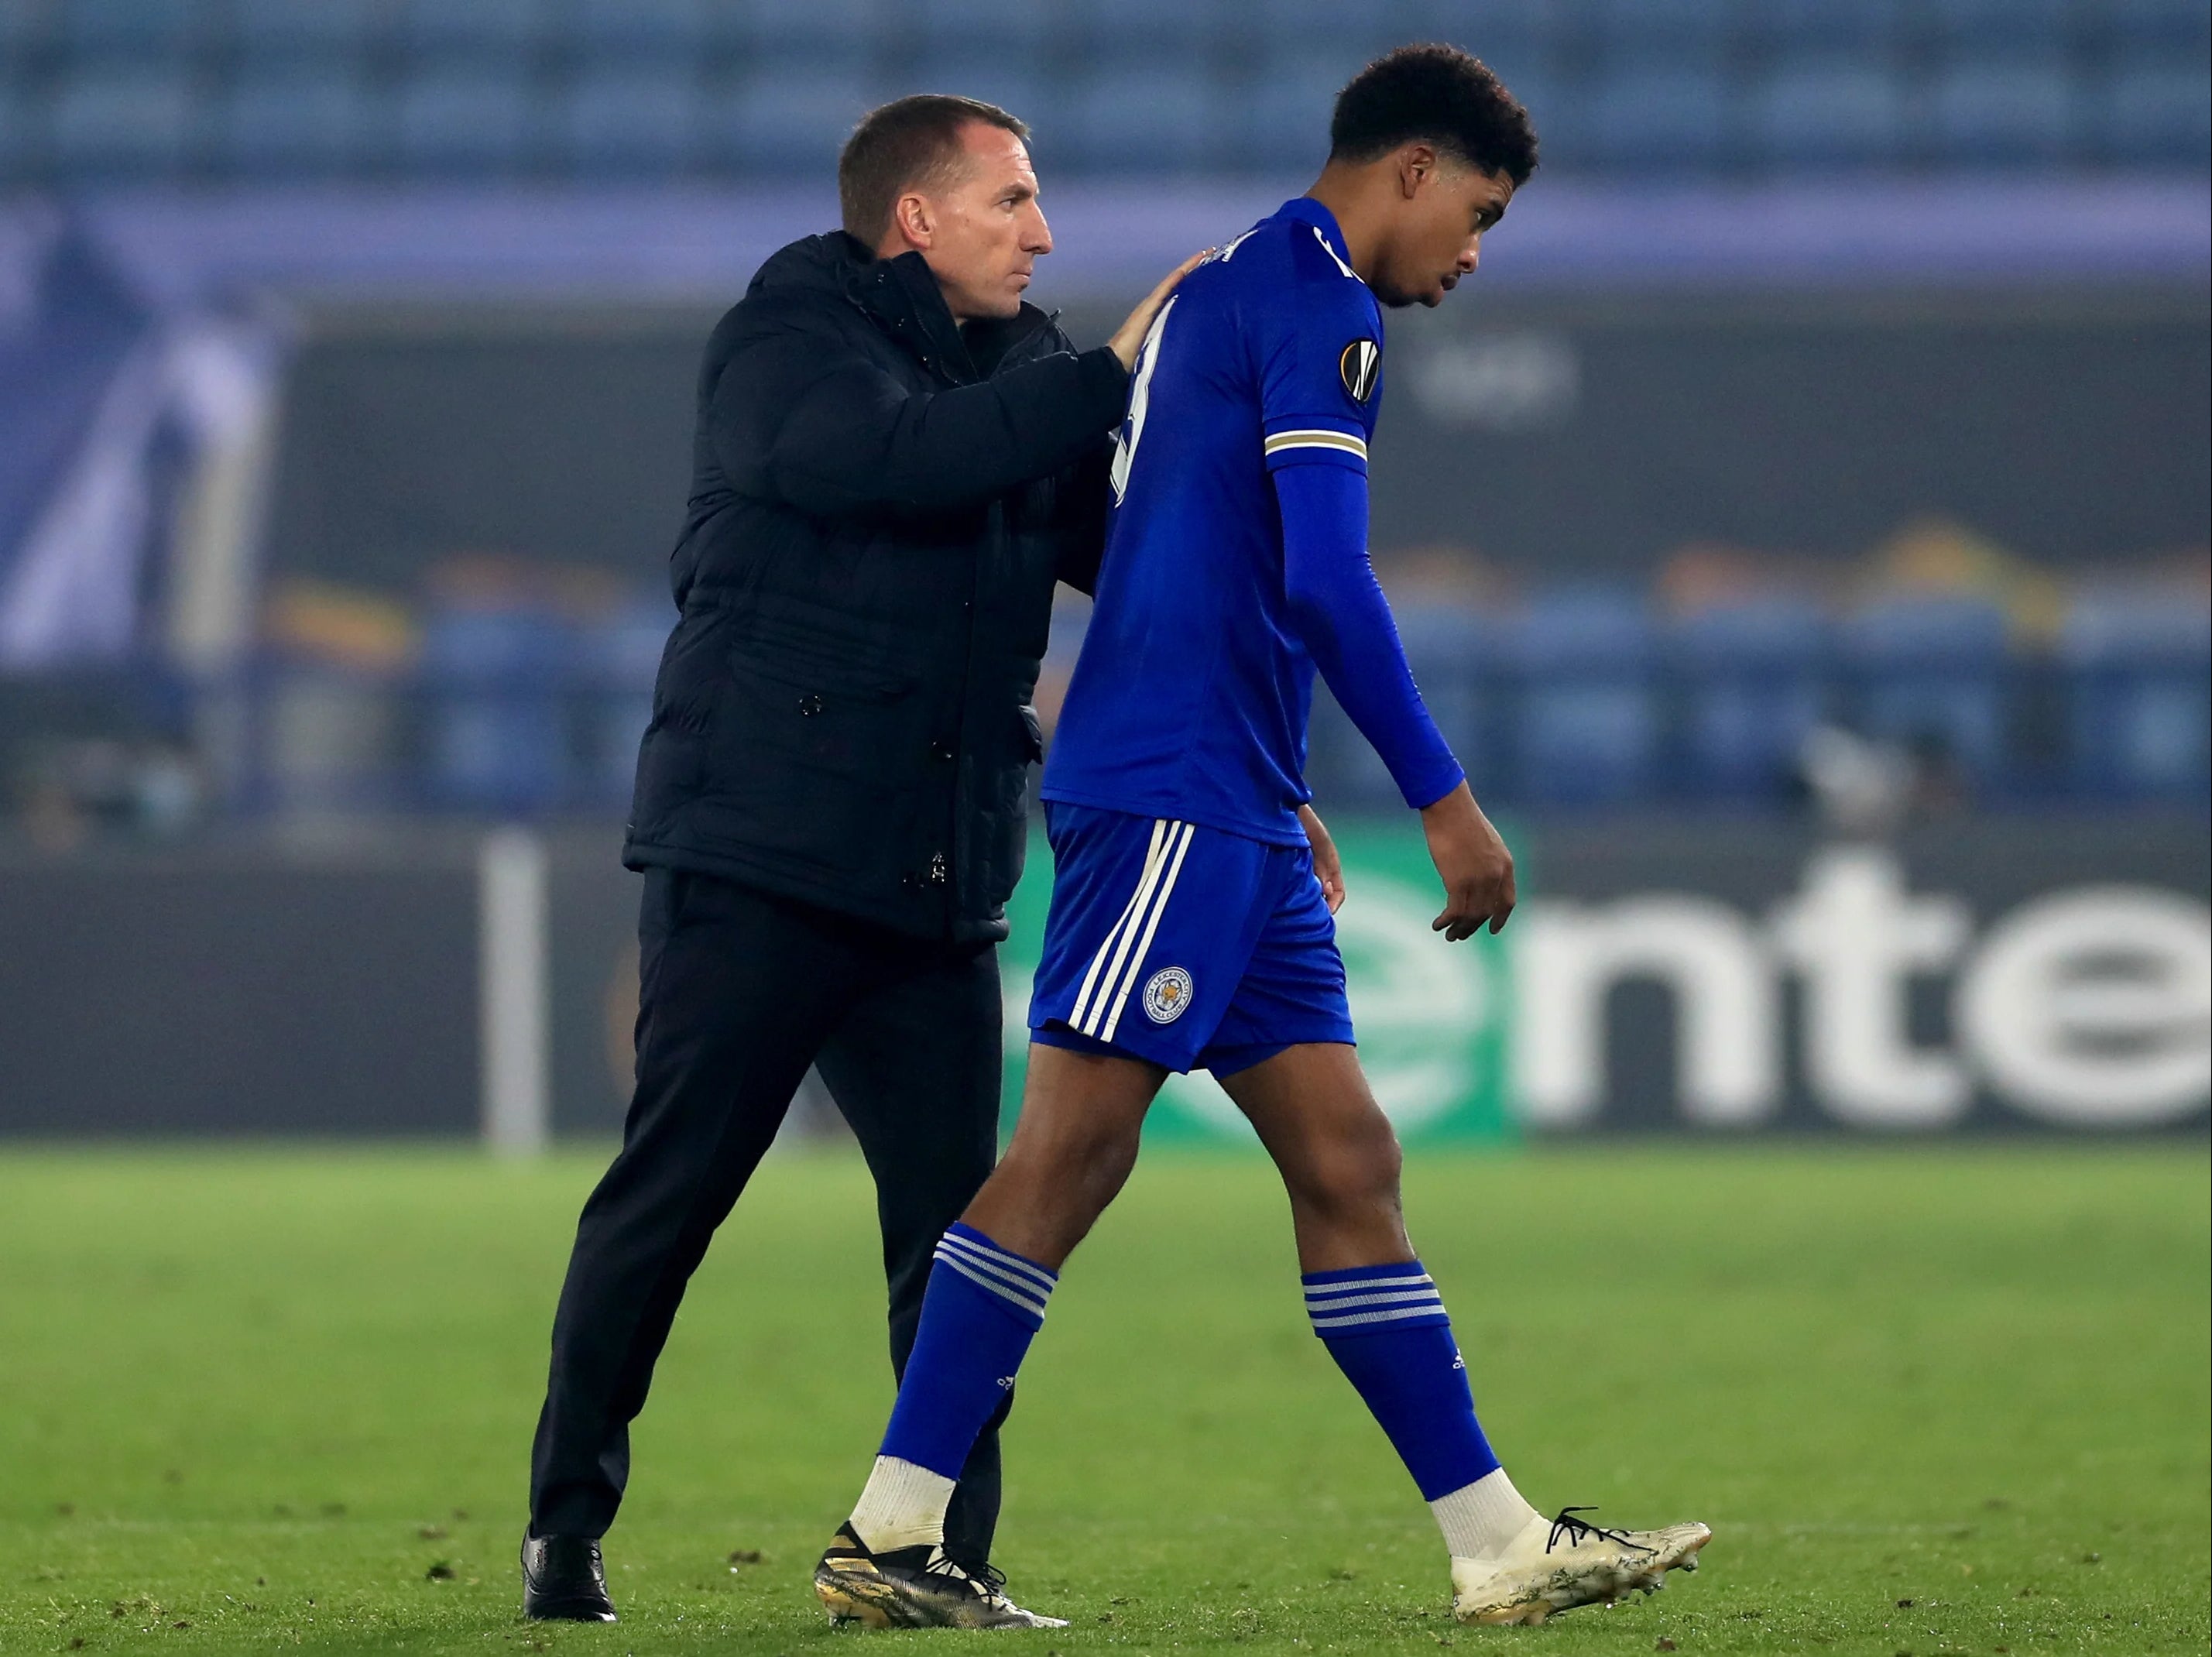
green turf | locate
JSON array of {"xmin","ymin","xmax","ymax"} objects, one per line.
[{"xmin": 0, "ymin": 1144, "xmax": 2204, "ymax": 1656}]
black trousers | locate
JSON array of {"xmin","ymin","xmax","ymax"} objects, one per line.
[{"xmin": 529, "ymin": 868, "xmax": 1009, "ymax": 1561}]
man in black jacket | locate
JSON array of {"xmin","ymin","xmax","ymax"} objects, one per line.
[{"xmin": 520, "ymin": 95, "xmax": 1198, "ymax": 1624}]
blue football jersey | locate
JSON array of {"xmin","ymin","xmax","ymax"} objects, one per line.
[{"xmin": 1042, "ymin": 197, "xmax": 1389, "ymax": 846}]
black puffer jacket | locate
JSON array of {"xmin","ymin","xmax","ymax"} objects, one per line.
[{"xmin": 622, "ymin": 232, "xmax": 1129, "ymax": 943}]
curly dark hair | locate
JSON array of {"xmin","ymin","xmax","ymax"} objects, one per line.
[{"xmin": 1329, "ymin": 43, "xmax": 1538, "ymax": 185}]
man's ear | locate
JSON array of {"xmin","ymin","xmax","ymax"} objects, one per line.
[
  {"xmin": 1398, "ymin": 142, "xmax": 1439, "ymax": 199},
  {"xmin": 890, "ymin": 192, "xmax": 935, "ymax": 251}
]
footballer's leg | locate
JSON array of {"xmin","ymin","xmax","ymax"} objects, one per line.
[
  {"xmin": 815, "ymin": 938, "xmax": 1014, "ymax": 1575},
  {"xmin": 814, "ymin": 1041, "xmax": 1162, "ymax": 1628},
  {"xmin": 1219, "ymin": 1041, "xmax": 1710, "ymax": 1624},
  {"xmin": 814, "ymin": 807, "xmax": 1277, "ymax": 1628},
  {"xmin": 960, "ymin": 1040, "xmax": 1164, "ymax": 1264}
]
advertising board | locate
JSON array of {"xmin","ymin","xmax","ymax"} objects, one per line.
[
  {"xmin": 994, "ymin": 823, "xmax": 1513, "ymax": 1147},
  {"xmin": 1514, "ymin": 817, "xmax": 2210, "ymax": 1134},
  {"xmin": 2, "ymin": 815, "xmax": 2203, "ymax": 1140},
  {"xmin": 0, "ymin": 851, "xmax": 477, "ymax": 1135},
  {"xmin": 993, "ymin": 816, "xmax": 2211, "ymax": 1141}
]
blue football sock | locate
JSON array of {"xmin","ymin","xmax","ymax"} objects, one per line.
[
  {"xmin": 1305, "ymin": 1260, "xmax": 1502, "ymax": 1501},
  {"xmin": 878, "ymin": 1223, "xmax": 1058, "ymax": 1481}
]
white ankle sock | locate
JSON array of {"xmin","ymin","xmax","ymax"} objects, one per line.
[
  {"xmin": 847, "ymin": 1455, "xmax": 956, "ymax": 1555},
  {"xmin": 1432, "ymin": 1467, "xmax": 1543, "ymax": 1562}
]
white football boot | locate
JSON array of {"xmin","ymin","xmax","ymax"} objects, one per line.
[{"xmin": 1451, "ymin": 1507, "xmax": 1712, "ymax": 1626}]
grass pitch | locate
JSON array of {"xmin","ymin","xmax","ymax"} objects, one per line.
[{"xmin": 0, "ymin": 1144, "xmax": 2204, "ymax": 1657}]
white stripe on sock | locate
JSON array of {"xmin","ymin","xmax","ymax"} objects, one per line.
[
  {"xmin": 1100, "ymin": 821, "xmax": 1195, "ymax": 1041},
  {"xmin": 1304, "ymin": 1288, "xmax": 1446, "ymax": 1313},
  {"xmin": 931, "ymin": 1242, "xmax": 1053, "ymax": 1309},
  {"xmin": 937, "ymin": 1230, "xmax": 1057, "ymax": 1295},
  {"xmin": 931, "ymin": 1250, "xmax": 1050, "ymax": 1321},
  {"xmin": 1305, "ymin": 1272, "xmax": 1435, "ymax": 1298},
  {"xmin": 1309, "ymin": 1302, "xmax": 1453, "ymax": 1331}
]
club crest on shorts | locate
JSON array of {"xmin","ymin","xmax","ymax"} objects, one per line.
[
  {"xmin": 1142, "ymin": 966, "xmax": 1194, "ymax": 1024},
  {"xmin": 1339, "ymin": 338, "xmax": 1380, "ymax": 403}
]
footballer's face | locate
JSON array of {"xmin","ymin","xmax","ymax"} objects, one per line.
[
  {"xmin": 902, "ymin": 122, "xmax": 1054, "ymax": 323},
  {"xmin": 1371, "ymin": 155, "xmax": 1514, "ymax": 310}
]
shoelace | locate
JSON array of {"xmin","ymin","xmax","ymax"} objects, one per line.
[
  {"xmin": 926, "ymin": 1551, "xmax": 1010, "ymax": 1601},
  {"xmin": 1546, "ymin": 1506, "xmax": 1657, "ymax": 1557}
]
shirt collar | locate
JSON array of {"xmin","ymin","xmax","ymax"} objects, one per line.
[{"xmin": 1274, "ymin": 196, "xmax": 1355, "ymax": 272}]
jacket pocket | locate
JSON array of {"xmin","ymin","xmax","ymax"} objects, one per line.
[
  {"xmin": 729, "ymin": 633, "xmax": 914, "ymax": 702},
  {"xmin": 722, "ymin": 635, "xmax": 928, "ymax": 784},
  {"xmin": 692, "ymin": 762, "xmax": 922, "ymax": 877},
  {"xmin": 725, "ymin": 595, "xmax": 922, "ymax": 702}
]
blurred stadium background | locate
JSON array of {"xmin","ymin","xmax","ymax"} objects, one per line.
[
  {"xmin": 0, "ymin": 0, "xmax": 2206, "ymax": 1147},
  {"xmin": 1, "ymin": 9, "xmax": 2207, "ymax": 1654}
]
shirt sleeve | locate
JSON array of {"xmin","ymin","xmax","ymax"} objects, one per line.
[
  {"xmin": 1274, "ymin": 461, "xmax": 1465, "ymax": 811},
  {"xmin": 1254, "ymin": 256, "xmax": 1381, "ymax": 479}
]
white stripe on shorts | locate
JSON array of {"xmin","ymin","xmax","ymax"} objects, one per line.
[
  {"xmin": 1079, "ymin": 821, "xmax": 1188, "ymax": 1038},
  {"xmin": 1099, "ymin": 820, "xmax": 1197, "ymax": 1042},
  {"xmin": 1068, "ymin": 818, "xmax": 1168, "ymax": 1034}
]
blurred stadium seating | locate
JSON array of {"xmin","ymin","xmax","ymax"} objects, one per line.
[
  {"xmin": 1119, "ymin": 570, "xmax": 2208, "ymax": 818},
  {"xmin": 218, "ymin": 575, "xmax": 2212, "ymax": 821},
  {"xmin": 1672, "ymin": 595, "xmax": 1829, "ymax": 803},
  {"xmin": 12, "ymin": 541, "xmax": 2120, "ymax": 822},
  {"xmin": 2060, "ymin": 588, "xmax": 2212, "ymax": 800},
  {"xmin": 1, "ymin": 0, "xmax": 2204, "ymax": 834},
  {"xmin": 1, "ymin": 0, "xmax": 2207, "ymax": 187},
  {"xmin": 1509, "ymin": 585, "xmax": 1662, "ymax": 805},
  {"xmin": 417, "ymin": 598, "xmax": 571, "ymax": 812}
]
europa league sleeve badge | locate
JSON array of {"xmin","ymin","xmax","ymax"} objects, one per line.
[{"xmin": 1339, "ymin": 338, "xmax": 1381, "ymax": 403}]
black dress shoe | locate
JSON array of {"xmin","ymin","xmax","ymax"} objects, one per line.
[{"xmin": 521, "ymin": 1532, "xmax": 617, "ymax": 1621}]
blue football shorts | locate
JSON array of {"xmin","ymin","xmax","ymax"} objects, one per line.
[{"xmin": 1027, "ymin": 801, "xmax": 1355, "ymax": 1076}]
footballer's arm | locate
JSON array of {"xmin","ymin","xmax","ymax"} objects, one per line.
[{"xmin": 1275, "ymin": 461, "xmax": 1514, "ymax": 938}]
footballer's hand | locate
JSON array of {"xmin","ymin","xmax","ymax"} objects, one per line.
[
  {"xmin": 1107, "ymin": 250, "xmax": 1211, "ymax": 372},
  {"xmin": 1420, "ymin": 781, "xmax": 1515, "ymax": 940},
  {"xmin": 1299, "ymin": 802, "xmax": 1346, "ymax": 914}
]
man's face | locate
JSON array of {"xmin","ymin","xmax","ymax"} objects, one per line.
[
  {"xmin": 907, "ymin": 123, "xmax": 1054, "ymax": 323},
  {"xmin": 1369, "ymin": 156, "xmax": 1514, "ymax": 310}
]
